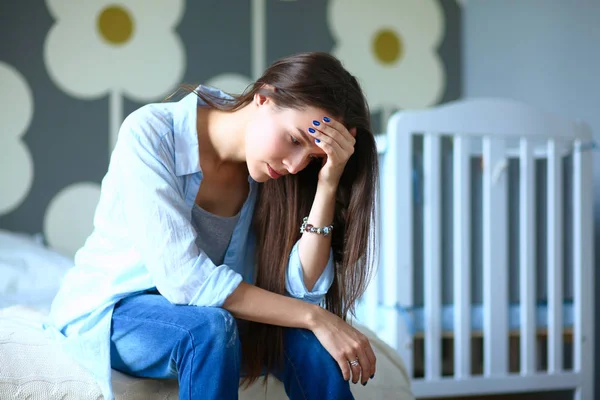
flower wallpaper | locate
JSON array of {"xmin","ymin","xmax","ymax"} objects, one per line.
[{"xmin": 0, "ymin": 0, "xmax": 462, "ymax": 257}]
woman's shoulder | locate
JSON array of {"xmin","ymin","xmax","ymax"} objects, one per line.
[{"xmin": 120, "ymin": 102, "xmax": 175, "ymax": 144}]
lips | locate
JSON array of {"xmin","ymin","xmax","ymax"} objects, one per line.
[{"xmin": 267, "ymin": 164, "xmax": 283, "ymax": 179}]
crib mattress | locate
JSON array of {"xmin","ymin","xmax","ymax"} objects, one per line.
[{"xmin": 406, "ymin": 302, "xmax": 574, "ymax": 334}]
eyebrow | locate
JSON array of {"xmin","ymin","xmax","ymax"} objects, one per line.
[
  {"xmin": 296, "ymin": 127, "xmax": 325, "ymax": 157},
  {"xmin": 296, "ymin": 126, "xmax": 313, "ymax": 145}
]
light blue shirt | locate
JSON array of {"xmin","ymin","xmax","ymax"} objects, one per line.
[{"xmin": 45, "ymin": 86, "xmax": 335, "ymax": 400}]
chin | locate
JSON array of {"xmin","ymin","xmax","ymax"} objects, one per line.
[
  {"xmin": 253, "ymin": 175, "xmax": 270, "ymax": 183},
  {"xmin": 248, "ymin": 162, "xmax": 270, "ymax": 183}
]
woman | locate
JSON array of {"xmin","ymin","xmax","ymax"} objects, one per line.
[{"xmin": 47, "ymin": 52, "xmax": 379, "ymax": 400}]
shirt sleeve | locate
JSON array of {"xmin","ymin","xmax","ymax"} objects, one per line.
[
  {"xmin": 113, "ymin": 113, "xmax": 242, "ymax": 307},
  {"xmin": 285, "ymin": 240, "xmax": 335, "ymax": 305}
]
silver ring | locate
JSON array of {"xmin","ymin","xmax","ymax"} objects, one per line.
[{"xmin": 349, "ymin": 358, "xmax": 360, "ymax": 367}]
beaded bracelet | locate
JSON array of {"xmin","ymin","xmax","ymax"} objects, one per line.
[{"xmin": 300, "ymin": 217, "xmax": 333, "ymax": 237}]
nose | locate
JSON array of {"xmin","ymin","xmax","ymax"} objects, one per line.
[{"xmin": 285, "ymin": 152, "xmax": 308, "ymax": 175}]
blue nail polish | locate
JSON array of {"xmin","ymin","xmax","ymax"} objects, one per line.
[
  {"xmin": 362, "ymin": 382, "xmax": 367, "ymax": 386},
  {"xmin": 323, "ymin": 117, "xmax": 331, "ymax": 122},
  {"xmin": 312, "ymin": 120, "xmax": 320, "ymax": 126},
  {"xmin": 315, "ymin": 139, "xmax": 321, "ymax": 143},
  {"xmin": 308, "ymin": 127, "xmax": 316, "ymax": 134},
  {"xmin": 370, "ymin": 374, "xmax": 375, "ymax": 379}
]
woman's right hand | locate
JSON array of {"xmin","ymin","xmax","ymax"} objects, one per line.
[{"xmin": 309, "ymin": 307, "xmax": 377, "ymax": 385}]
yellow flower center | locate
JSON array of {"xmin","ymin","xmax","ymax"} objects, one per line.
[
  {"xmin": 372, "ymin": 29, "xmax": 403, "ymax": 65},
  {"xmin": 97, "ymin": 6, "xmax": 134, "ymax": 45}
]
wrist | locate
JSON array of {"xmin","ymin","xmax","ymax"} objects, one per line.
[
  {"xmin": 304, "ymin": 303, "xmax": 326, "ymax": 331},
  {"xmin": 316, "ymin": 179, "xmax": 338, "ymax": 195}
]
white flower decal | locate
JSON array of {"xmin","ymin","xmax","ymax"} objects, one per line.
[
  {"xmin": 44, "ymin": 0, "xmax": 186, "ymax": 151},
  {"xmin": 0, "ymin": 62, "xmax": 34, "ymax": 216},
  {"xmin": 328, "ymin": 0, "xmax": 446, "ymax": 111},
  {"xmin": 44, "ymin": 182, "xmax": 101, "ymax": 258}
]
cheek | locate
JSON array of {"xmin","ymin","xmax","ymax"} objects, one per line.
[
  {"xmin": 246, "ymin": 118, "xmax": 266, "ymax": 155},
  {"xmin": 251, "ymin": 127, "xmax": 286, "ymax": 157},
  {"xmin": 246, "ymin": 110, "xmax": 293, "ymax": 162}
]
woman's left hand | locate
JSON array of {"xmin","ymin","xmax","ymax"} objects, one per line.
[{"xmin": 310, "ymin": 117, "xmax": 356, "ymax": 188}]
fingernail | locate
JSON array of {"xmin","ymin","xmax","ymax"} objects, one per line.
[
  {"xmin": 370, "ymin": 374, "xmax": 375, "ymax": 379},
  {"xmin": 315, "ymin": 139, "xmax": 321, "ymax": 143},
  {"xmin": 323, "ymin": 116, "xmax": 331, "ymax": 122},
  {"xmin": 362, "ymin": 382, "xmax": 368, "ymax": 386},
  {"xmin": 312, "ymin": 120, "xmax": 321, "ymax": 126},
  {"xmin": 308, "ymin": 127, "xmax": 316, "ymax": 134}
]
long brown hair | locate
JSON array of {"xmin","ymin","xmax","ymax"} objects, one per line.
[{"xmin": 175, "ymin": 52, "xmax": 379, "ymax": 387}]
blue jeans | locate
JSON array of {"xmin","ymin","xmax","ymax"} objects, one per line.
[{"xmin": 110, "ymin": 292, "xmax": 354, "ymax": 400}]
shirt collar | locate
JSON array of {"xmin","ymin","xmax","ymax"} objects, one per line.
[{"xmin": 172, "ymin": 85, "xmax": 235, "ymax": 177}]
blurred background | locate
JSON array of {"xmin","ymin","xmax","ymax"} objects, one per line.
[{"xmin": 0, "ymin": 0, "xmax": 598, "ymax": 398}]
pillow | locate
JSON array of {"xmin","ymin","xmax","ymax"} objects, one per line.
[
  {"xmin": 0, "ymin": 230, "xmax": 74, "ymax": 312},
  {"xmin": 0, "ymin": 306, "xmax": 414, "ymax": 400}
]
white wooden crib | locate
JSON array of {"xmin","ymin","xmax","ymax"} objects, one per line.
[{"xmin": 361, "ymin": 98, "xmax": 595, "ymax": 399}]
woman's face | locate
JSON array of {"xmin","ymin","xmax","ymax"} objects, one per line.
[{"xmin": 245, "ymin": 94, "xmax": 327, "ymax": 182}]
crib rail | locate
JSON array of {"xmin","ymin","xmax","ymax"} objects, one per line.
[
  {"xmin": 519, "ymin": 137, "xmax": 536, "ymax": 375},
  {"xmin": 368, "ymin": 98, "xmax": 594, "ymax": 399}
]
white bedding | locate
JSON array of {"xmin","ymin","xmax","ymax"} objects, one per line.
[
  {"xmin": 0, "ymin": 229, "xmax": 73, "ymax": 313},
  {"xmin": 0, "ymin": 230, "xmax": 414, "ymax": 399}
]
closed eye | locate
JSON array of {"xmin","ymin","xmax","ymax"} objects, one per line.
[{"xmin": 290, "ymin": 129, "xmax": 325, "ymax": 160}]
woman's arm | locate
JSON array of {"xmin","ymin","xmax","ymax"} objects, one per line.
[
  {"xmin": 223, "ymin": 281, "xmax": 376, "ymax": 385},
  {"xmin": 297, "ymin": 181, "xmax": 336, "ymax": 291},
  {"xmin": 297, "ymin": 118, "xmax": 357, "ymax": 291},
  {"xmin": 223, "ymin": 281, "xmax": 319, "ymax": 328}
]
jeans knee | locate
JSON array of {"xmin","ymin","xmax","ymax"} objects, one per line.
[
  {"xmin": 281, "ymin": 328, "xmax": 351, "ymax": 397},
  {"xmin": 188, "ymin": 308, "xmax": 239, "ymax": 351},
  {"xmin": 285, "ymin": 328, "xmax": 337, "ymax": 368}
]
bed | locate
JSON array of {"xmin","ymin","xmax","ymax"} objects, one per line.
[
  {"xmin": 358, "ymin": 98, "xmax": 595, "ymax": 399},
  {"xmin": 0, "ymin": 229, "xmax": 413, "ymax": 399}
]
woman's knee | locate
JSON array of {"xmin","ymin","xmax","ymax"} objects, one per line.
[
  {"xmin": 185, "ymin": 307, "xmax": 240, "ymax": 351},
  {"xmin": 284, "ymin": 328, "xmax": 338, "ymax": 368},
  {"xmin": 280, "ymin": 328, "xmax": 351, "ymax": 396}
]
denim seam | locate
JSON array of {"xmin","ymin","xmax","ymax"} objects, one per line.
[
  {"xmin": 188, "ymin": 331, "xmax": 196, "ymax": 400},
  {"xmin": 283, "ymin": 350, "xmax": 308, "ymax": 400}
]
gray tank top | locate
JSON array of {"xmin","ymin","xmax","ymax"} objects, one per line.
[{"xmin": 191, "ymin": 204, "xmax": 240, "ymax": 265}]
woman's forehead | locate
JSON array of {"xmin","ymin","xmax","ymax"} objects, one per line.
[{"xmin": 282, "ymin": 105, "xmax": 335, "ymax": 122}]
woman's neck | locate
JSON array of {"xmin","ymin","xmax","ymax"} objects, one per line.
[{"xmin": 196, "ymin": 104, "xmax": 252, "ymax": 170}]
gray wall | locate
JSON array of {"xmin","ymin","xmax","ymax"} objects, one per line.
[
  {"xmin": 0, "ymin": 0, "xmax": 462, "ymax": 256},
  {"xmin": 463, "ymin": 0, "xmax": 600, "ymax": 392}
]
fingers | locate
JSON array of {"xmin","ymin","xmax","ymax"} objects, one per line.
[
  {"xmin": 310, "ymin": 129, "xmax": 342, "ymax": 160},
  {"xmin": 308, "ymin": 118, "xmax": 355, "ymax": 153},
  {"xmin": 336, "ymin": 354, "xmax": 352, "ymax": 381},
  {"xmin": 364, "ymin": 340, "xmax": 377, "ymax": 378},
  {"xmin": 336, "ymin": 348, "xmax": 367, "ymax": 384},
  {"xmin": 348, "ymin": 355, "xmax": 361, "ymax": 384},
  {"xmin": 312, "ymin": 315, "xmax": 376, "ymax": 386},
  {"xmin": 353, "ymin": 341, "xmax": 374, "ymax": 384},
  {"xmin": 356, "ymin": 342, "xmax": 376, "ymax": 384},
  {"xmin": 319, "ymin": 117, "xmax": 356, "ymax": 144},
  {"xmin": 342, "ymin": 335, "xmax": 376, "ymax": 385}
]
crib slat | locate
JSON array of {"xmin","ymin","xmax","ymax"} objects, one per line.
[
  {"xmin": 519, "ymin": 138, "xmax": 536, "ymax": 375},
  {"xmin": 572, "ymin": 137, "xmax": 594, "ymax": 400},
  {"xmin": 547, "ymin": 139, "xmax": 563, "ymax": 373},
  {"xmin": 482, "ymin": 137, "xmax": 508, "ymax": 375},
  {"xmin": 382, "ymin": 115, "xmax": 414, "ymax": 377},
  {"xmin": 424, "ymin": 133, "xmax": 442, "ymax": 379},
  {"xmin": 453, "ymin": 136, "xmax": 471, "ymax": 379}
]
